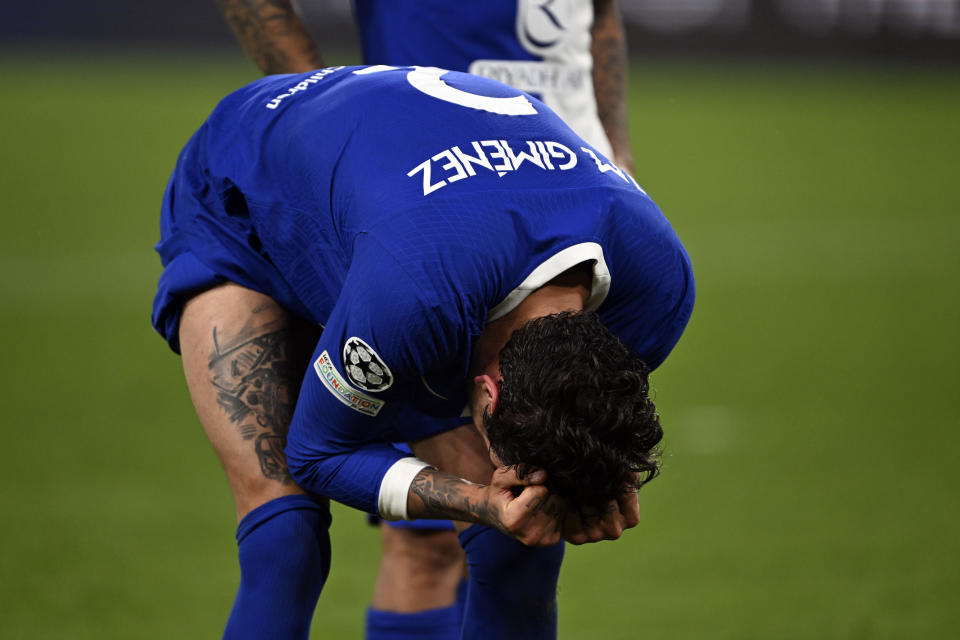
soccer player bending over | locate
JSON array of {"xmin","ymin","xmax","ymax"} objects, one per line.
[
  {"xmin": 215, "ymin": 3, "xmax": 636, "ymax": 637},
  {"xmin": 153, "ymin": 65, "xmax": 693, "ymax": 639}
]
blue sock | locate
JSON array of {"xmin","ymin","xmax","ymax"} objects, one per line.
[
  {"xmin": 365, "ymin": 603, "xmax": 463, "ymax": 640},
  {"xmin": 455, "ymin": 578, "xmax": 468, "ymax": 624},
  {"xmin": 223, "ymin": 495, "xmax": 331, "ymax": 640},
  {"xmin": 457, "ymin": 525, "xmax": 565, "ymax": 640}
]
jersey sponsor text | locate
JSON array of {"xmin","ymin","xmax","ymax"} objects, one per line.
[{"xmin": 266, "ymin": 67, "xmax": 344, "ymax": 110}]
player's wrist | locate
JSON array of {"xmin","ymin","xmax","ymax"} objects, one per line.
[{"xmin": 406, "ymin": 467, "xmax": 490, "ymax": 524}]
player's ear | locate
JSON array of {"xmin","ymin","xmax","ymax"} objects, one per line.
[{"xmin": 473, "ymin": 374, "xmax": 500, "ymax": 415}]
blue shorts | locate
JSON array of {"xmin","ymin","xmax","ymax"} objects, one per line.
[{"xmin": 151, "ymin": 168, "xmax": 313, "ymax": 354}]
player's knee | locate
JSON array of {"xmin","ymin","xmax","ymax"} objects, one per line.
[
  {"xmin": 382, "ymin": 527, "xmax": 464, "ymax": 577},
  {"xmin": 373, "ymin": 526, "xmax": 464, "ymax": 612},
  {"xmin": 231, "ymin": 470, "xmax": 303, "ymax": 520}
]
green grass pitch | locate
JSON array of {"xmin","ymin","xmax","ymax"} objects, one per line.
[{"xmin": 0, "ymin": 53, "xmax": 957, "ymax": 638}]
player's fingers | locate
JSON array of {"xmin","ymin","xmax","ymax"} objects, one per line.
[
  {"xmin": 599, "ymin": 516, "xmax": 624, "ymax": 540},
  {"xmin": 562, "ymin": 510, "xmax": 590, "ymax": 545},
  {"xmin": 518, "ymin": 485, "xmax": 553, "ymax": 523},
  {"xmin": 617, "ymin": 489, "xmax": 641, "ymax": 529},
  {"xmin": 537, "ymin": 494, "xmax": 567, "ymax": 529},
  {"xmin": 523, "ymin": 510, "xmax": 564, "ymax": 547},
  {"xmin": 503, "ymin": 486, "xmax": 550, "ymax": 547},
  {"xmin": 535, "ymin": 527, "xmax": 562, "ymax": 547},
  {"xmin": 516, "ymin": 484, "xmax": 549, "ymax": 511},
  {"xmin": 518, "ymin": 529, "xmax": 561, "ymax": 547},
  {"xmin": 565, "ymin": 532, "xmax": 589, "ymax": 545},
  {"xmin": 508, "ymin": 486, "xmax": 568, "ymax": 546},
  {"xmin": 503, "ymin": 483, "xmax": 549, "ymax": 529},
  {"xmin": 596, "ymin": 500, "xmax": 625, "ymax": 540},
  {"xmin": 572, "ymin": 504, "xmax": 619, "ymax": 543},
  {"xmin": 491, "ymin": 465, "xmax": 546, "ymax": 490},
  {"xmin": 577, "ymin": 513, "xmax": 606, "ymax": 543}
]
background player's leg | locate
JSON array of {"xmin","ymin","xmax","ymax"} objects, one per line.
[
  {"xmin": 179, "ymin": 283, "xmax": 329, "ymax": 640},
  {"xmin": 365, "ymin": 524, "xmax": 466, "ymax": 640}
]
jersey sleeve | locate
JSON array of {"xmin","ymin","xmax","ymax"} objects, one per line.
[
  {"xmin": 285, "ymin": 235, "xmax": 467, "ymax": 516},
  {"xmin": 598, "ymin": 199, "xmax": 696, "ymax": 371}
]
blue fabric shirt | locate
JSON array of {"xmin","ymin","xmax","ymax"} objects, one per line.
[
  {"xmin": 353, "ymin": 0, "xmax": 614, "ymax": 155},
  {"xmin": 354, "ymin": 1, "xmax": 534, "ymax": 70},
  {"xmin": 152, "ymin": 66, "xmax": 694, "ymax": 515}
]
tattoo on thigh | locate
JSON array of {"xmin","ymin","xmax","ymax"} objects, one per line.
[{"xmin": 208, "ymin": 325, "xmax": 298, "ymax": 483}]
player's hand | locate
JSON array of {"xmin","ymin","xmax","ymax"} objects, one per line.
[
  {"xmin": 562, "ymin": 484, "xmax": 641, "ymax": 545},
  {"xmin": 481, "ymin": 466, "xmax": 566, "ymax": 547}
]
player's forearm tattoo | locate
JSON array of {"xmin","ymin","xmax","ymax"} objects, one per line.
[
  {"xmin": 411, "ymin": 469, "xmax": 510, "ymax": 534},
  {"xmin": 217, "ymin": 0, "xmax": 323, "ymax": 74},
  {"xmin": 207, "ymin": 319, "xmax": 299, "ymax": 483},
  {"xmin": 591, "ymin": 0, "xmax": 633, "ymax": 173}
]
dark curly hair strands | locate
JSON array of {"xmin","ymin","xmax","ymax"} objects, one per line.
[{"xmin": 483, "ymin": 311, "xmax": 663, "ymax": 514}]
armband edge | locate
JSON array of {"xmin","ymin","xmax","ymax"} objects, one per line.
[{"xmin": 378, "ymin": 457, "xmax": 432, "ymax": 520}]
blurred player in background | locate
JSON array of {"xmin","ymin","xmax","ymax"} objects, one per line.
[
  {"xmin": 214, "ymin": 2, "xmax": 636, "ymax": 637},
  {"xmin": 153, "ymin": 67, "xmax": 691, "ymax": 639},
  {"xmin": 216, "ymin": 0, "xmax": 633, "ymax": 173}
]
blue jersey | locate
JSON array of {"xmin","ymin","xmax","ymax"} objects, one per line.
[
  {"xmin": 353, "ymin": 0, "xmax": 612, "ymax": 156},
  {"xmin": 152, "ymin": 66, "xmax": 693, "ymax": 516}
]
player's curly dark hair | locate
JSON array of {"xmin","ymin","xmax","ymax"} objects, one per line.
[{"xmin": 483, "ymin": 311, "xmax": 663, "ymax": 514}]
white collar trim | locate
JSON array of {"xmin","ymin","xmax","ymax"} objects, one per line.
[{"xmin": 487, "ymin": 242, "xmax": 610, "ymax": 323}]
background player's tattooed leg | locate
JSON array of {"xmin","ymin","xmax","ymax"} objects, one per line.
[
  {"xmin": 207, "ymin": 319, "xmax": 299, "ymax": 483},
  {"xmin": 591, "ymin": 0, "xmax": 633, "ymax": 174},
  {"xmin": 216, "ymin": 0, "xmax": 324, "ymax": 74}
]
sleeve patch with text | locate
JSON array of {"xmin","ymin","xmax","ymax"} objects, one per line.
[{"xmin": 314, "ymin": 350, "xmax": 385, "ymax": 416}]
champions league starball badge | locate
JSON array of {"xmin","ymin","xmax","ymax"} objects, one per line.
[{"xmin": 342, "ymin": 337, "xmax": 393, "ymax": 392}]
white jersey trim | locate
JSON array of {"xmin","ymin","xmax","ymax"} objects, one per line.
[
  {"xmin": 378, "ymin": 456, "xmax": 433, "ymax": 520},
  {"xmin": 420, "ymin": 375, "xmax": 449, "ymax": 401},
  {"xmin": 487, "ymin": 242, "xmax": 611, "ymax": 323}
]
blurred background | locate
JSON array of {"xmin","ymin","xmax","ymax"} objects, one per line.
[{"xmin": 1, "ymin": 1, "xmax": 958, "ymax": 638}]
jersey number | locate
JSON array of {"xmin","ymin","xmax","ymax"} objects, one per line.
[{"xmin": 354, "ymin": 65, "xmax": 537, "ymax": 116}]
